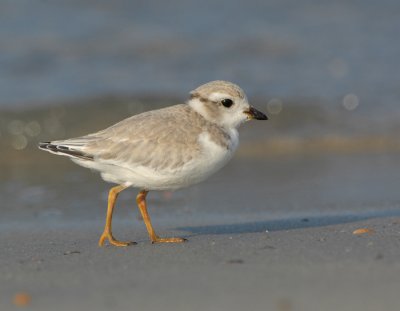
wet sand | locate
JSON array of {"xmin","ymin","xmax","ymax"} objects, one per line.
[
  {"xmin": 1, "ymin": 216, "xmax": 400, "ymax": 311},
  {"xmin": 1, "ymin": 152, "xmax": 400, "ymax": 311},
  {"xmin": 1, "ymin": 99, "xmax": 400, "ymax": 310}
]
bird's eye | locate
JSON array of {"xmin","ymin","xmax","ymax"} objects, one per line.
[{"xmin": 221, "ymin": 98, "xmax": 234, "ymax": 108}]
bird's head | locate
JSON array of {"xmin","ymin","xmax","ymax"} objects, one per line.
[{"xmin": 188, "ymin": 80, "xmax": 267, "ymax": 129}]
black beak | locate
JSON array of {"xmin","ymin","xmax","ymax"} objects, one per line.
[{"xmin": 246, "ymin": 106, "xmax": 268, "ymax": 120}]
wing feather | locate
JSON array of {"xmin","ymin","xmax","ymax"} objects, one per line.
[
  {"xmin": 40, "ymin": 104, "xmax": 230, "ymax": 178},
  {"xmin": 80, "ymin": 104, "xmax": 205, "ymax": 172}
]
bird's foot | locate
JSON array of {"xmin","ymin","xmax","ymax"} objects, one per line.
[
  {"xmin": 151, "ymin": 236, "xmax": 187, "ymax": 244},
  {"xmin": 98, "ymin": 232, "xmax": 136, "ymax": 247}
]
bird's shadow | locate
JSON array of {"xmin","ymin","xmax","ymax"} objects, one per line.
[{"xmin": 176, "ymin": 209, "xmax": 400, "ymax": 236}]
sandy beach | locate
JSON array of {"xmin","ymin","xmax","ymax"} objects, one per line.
[
  {"xmin": 1, "ymin": 214, "xmax": 400, "ymax": 311},
  {"xmin": 1, "ymin": 142, "xmax": 400, "ymax": 310}
]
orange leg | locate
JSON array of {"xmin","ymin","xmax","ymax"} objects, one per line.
[
  {"xmin": 136, "ymin": 190, "xmax": 187, "ymax": 243},
  {"xmin": 98, "ymin": 185, "xmax": 136, "ymax": 247}
]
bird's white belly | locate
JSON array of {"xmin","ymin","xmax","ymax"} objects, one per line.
[{"xmin": 95, "ymin": 130, "xmax": 239, "ymax": 190}]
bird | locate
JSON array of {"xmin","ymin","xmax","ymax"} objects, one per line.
[{"xmin": 39, "ymin": 80, "xmax": 268, "ymax": 247}]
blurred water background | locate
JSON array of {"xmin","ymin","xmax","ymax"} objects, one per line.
[
  {"xmin": 1, "ymin": 0, "xmax": 399, "ymax": 108},
  {"xmin": 1, "ymin": 0, "xmax": 400, "ymax": 225}
]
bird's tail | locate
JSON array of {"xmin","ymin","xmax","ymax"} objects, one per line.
[{"xmin": 38, "ymin": 140, "xmax": 94, "ymax": 160}]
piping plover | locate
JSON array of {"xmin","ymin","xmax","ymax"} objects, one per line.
[{"xmin": 39, "ymin": 80, "xmax": 268, "ymax": 247}]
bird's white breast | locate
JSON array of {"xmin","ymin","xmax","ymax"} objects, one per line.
[{"xmin": 184, "ymin": 128, "xmax": 239, "ymax": 185}]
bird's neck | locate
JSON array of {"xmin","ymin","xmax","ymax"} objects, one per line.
[{"xmin": 187, "ymin": 98, "xmax": 210, "ymax": 121}]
